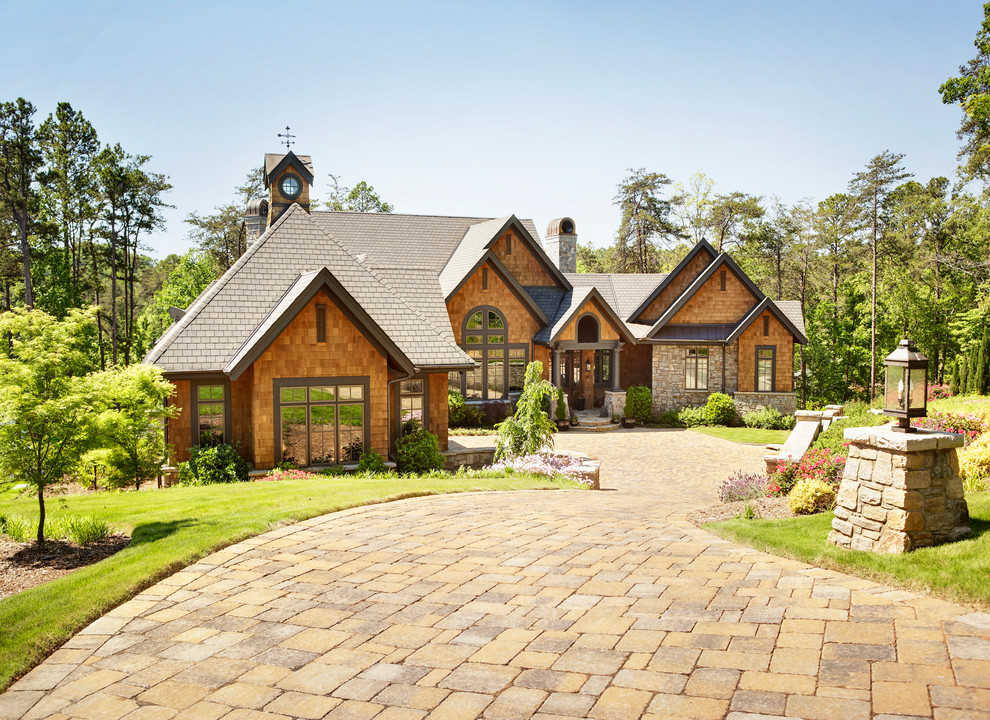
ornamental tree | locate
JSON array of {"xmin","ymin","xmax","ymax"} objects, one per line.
[
  {"xmin": 494, "ymin": 361, "xmax": 557, "ymax": 461},
  {"xmin": 0, "ymin": 307, "xmax": 99, "ymax": 543}
]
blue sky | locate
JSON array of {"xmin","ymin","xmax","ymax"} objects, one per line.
[{"xmin": 3, "ymin": 0, "xmax": 982, "ymax": 256}]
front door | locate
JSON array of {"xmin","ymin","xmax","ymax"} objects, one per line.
[{"xmin": 559, "ymin": 351, "xmax": 583, "ymax": 409}]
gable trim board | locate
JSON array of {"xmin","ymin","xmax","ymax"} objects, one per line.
[
  {"xmin": 628, "ymin": 238, "xmax": 718, "ymax": 322},
  {"xmin": 646, "ymin": 252, "xmax": 765, "ymax": 339},
  {"xmin": 726, "ymin": 296, "xmax": 809, "ymax": 345},
  {"xmin": 224, "ymin": 268, "xmax": 416, "ymax": 381}
]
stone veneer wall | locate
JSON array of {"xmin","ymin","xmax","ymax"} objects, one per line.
[
  {"xmin": 829, "ymin": 426, "xmax": 970, "ymax": 553},
  {"xmin": 735, "ymin": 392, "xmax": 797, "ymax": 416},
  {"xmin": 652, "ymin": 343, "xmax": 737, "ymax": 412},
  {"xmin": 544, "ymin": 234, "xmax": 576, "ymax": 274}
]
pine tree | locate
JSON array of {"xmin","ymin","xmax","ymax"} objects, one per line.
[{"xmin": 950, "ymin": 357, "xmax": 960, "ymax": 396}]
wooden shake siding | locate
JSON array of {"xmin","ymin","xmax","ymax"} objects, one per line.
[
  {"xmin": 635, "ymin": 250, "xmax": 714, "ymax": 323},
  {"xmin": 447, "ymin": 260, "xmax": 542, "ymax": 346},
  {"xmin": 267, "ymin": 167, "xmax": 311, "ymax": 226},
  {"xmin": 167, "ymin": 380, "xmax": 193, "ymax": 464},
  {"xmin": 555, "ymin": 298, "xmax": 621, "ymax": 342},
  {"xmin": 428, "ymin": 373, "xmax": 449, "ymax": 450},
  {"xmin": 490, "ymin": 231, "xmax": 557, "ymax": 286},
  {"xmin": 231, "ymin": 367, "xmax": 254, "ymax": 464},
  {"xmin": 622, "ymin": 344, "xmax": 653, "ymax": 388},
  {"xmin": 737, "ymin": 312, "xmax": 794, "ymax": 393},
  {"xmin": 670, "ymin": 267, "xmax": 758, "ymax": 324},
  {"xmin": 533, "ymin": 345, "xmax": 551, "ymax": 381},
  {"xmin": 250, "ymin": 290, "xmax": 389, "ymax": 470}
]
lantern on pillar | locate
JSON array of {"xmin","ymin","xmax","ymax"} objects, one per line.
[{"xmin": 883, "ymin": 339, "xmax": 928, "ymax": 433}]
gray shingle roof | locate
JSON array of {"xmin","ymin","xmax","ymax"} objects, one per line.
[
  {"xmin": 773, "ymin": 300, "xmax": 806, "ymax": 338},
  {"xmin": 562, "ymin": 273, "xmax": 667, "ymax": 319}
]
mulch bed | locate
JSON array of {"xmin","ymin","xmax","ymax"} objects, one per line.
[
  {"xmin": 0, "ymin": 535, "xmax": 131, "ymax": 601},
  {"xmin": 687, "ymin": 497, "xmax": 794, "ymax": 527}
]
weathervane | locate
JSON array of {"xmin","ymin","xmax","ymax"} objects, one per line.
[{"xmin": 277, "ymin": 125, "xmax": 296, "ymax": 149}]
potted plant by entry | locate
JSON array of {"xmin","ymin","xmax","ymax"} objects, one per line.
[
  {"xmin": 554, "ymin": 391, "xmax": 569, "ymax": 431},
  {"xmin": 576, "ymin": 391, "xmax": 586, "ymax": 411}
]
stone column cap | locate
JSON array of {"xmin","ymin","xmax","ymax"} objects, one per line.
[
  {"xmin": 843, "ymin": 425, "xmax": 964, "ymax": 451},
  {"xmin": 794, "ymin": 410, "xmax": 825, "ymax": 420}
]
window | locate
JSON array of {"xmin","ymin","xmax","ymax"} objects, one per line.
[
  {"xmin": 685, "ymin": 348, "xmax": 709, "ymax": 390},
  {"xmin": 506, "ymin": 233, "xmax": 512, "ymax": 255},
  {"xmin": 451, "ymin": 307, "xmax": 527, "ymax": 400},
  {"xmin": 194, "ymin": 382, "xmax": 228, "ymax": 446},
  {"xmin": 756, "ymin": 347, "xmax": 775, "ymax": 392},
  {"xmin": 482, "ymin": 268, "xmax": 488, "ymax": 290},
  {"xmin": 276, "ymin": 379, "xmax": 368, "ymax": 466},
  {"xmin": 594, "ymin": 349, "xmax": 612, "ymax": 387},
  {"xmin": 577, "ymin": 314, "xmax": 599, "ymax": 343},
  {"xmin": 763, "ymin": 315, "xmax": 769, "ymax": 337},
  {"xmin": 316, "ymin": 304, "xmax": 327, "ymax": 343},
  {"xmin": 400, "ymin": 379, "xmax": 424, "ymax": 424},
  {"xmin": 720, "ymin": 270, "xmax": 727, "ymax": 291}
]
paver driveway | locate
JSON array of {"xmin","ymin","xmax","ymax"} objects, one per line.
[{"xmin": 2, "ymin": 428, "xmax": 989, "ymax": 720}]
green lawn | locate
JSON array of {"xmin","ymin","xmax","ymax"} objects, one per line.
[
  {"xmin": 689, "ymin": 426, "xmax": 790, "ymax": 445},
  {"xmin": 0, "ymin": 471, "xmax": 576, "ymax": 692},
  {"xmin": 706, "ymin": 491, "xmax": 990, "ymax": 609},
  {"xmin": 929, "ymin": 394, "xmax": 990, "ymax": 419}
]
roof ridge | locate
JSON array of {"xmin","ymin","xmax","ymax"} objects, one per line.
[
  {"xmin": 144, "ymin": 204, "xmax": 302, "ymax": 364},
  {"xmin": 311, "ymin": 209, "xmax": 538, "ymax": 223}
]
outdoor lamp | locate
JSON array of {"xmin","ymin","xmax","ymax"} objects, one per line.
[
  {"xmin": 585, "ymin": 358, "xmax": 592, "ymax": 372},
  {"xmin": 883, "ymin": 338, "xmax": 928, "ymax": 433}
]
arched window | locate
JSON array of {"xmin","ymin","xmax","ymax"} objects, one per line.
[
  {"xmin": 449, "ymin": 307, "xmax": 528, "ymax": 400},
  {"xmin": 577, "ymin": 314, "xmax": 600, "ymax": 343}
]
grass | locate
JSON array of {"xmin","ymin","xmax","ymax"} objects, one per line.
[
  {"xmin": 689, "ymin": 426, "xmax": 790, "ymax": 445},
  {"xmin": 0, "ymin": 471, "xmax": 578, "ymax": 692},
  {"xmin": 929, "ymin": 394, "xmax": 990, "ymax": 420},
  {"xmin": 448, "ymin": 427, "xmax": 497, "ymax": 436},
  {"xmin": 706, "ymin": 491, "xmax": 990, "ymax": 609}
]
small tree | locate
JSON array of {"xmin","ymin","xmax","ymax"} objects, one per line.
[
  {"xmin": 0, "ymin": 308, "xmax": 99, "ymax": 543},
  {"xmin": 495, "ymin": 361, "xmax": 557, "ymax": 460},
  {"xmin": 84, "ymin": 364, "xmax": 176, "ymax": 490}
]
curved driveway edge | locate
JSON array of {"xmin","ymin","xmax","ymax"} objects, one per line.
[{"xmin": 2, "ymin": 429, "xmax": 989, "ymax": 720}]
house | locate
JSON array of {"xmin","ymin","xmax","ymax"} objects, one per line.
[{"xmin": 146, "ymin": 151, "xmax": 806, "ymax": 470}]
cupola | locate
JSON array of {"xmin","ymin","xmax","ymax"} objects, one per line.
[{"xmin": 264, "ymin": 151, "xmax": 314, "ymax": 225}]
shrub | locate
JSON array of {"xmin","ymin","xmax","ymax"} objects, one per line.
[
  {"xmin": 770, "ymin": 460, "xmax": 800, "ymax": 497},
  {"xmin": 743, "ymin": 406, "xmax": 795, "ymax": 431},
  {"xmin": 177, "ymin": 443, "xmax": 250, "ymax": 486},
  {"xmin": 1, "ymin": 514, "xmax": 110, "ymax": 545},
  {"xmin": 479, "ymin": 401, "xmax": 512, "ymax": 427},
  {"xmin": 448, "ymin": 389, "xmax": 465, "ymax": 426},
  {"xmin": 811, "ymin": 401, "xmax": 889, "ymax": 455},
  {"xmin": 718, "ymin": 471, "xmax": 769, "ymax": 503},
  {"xmin": 789, "ymin": 478, "xmax": 837, "ymax": 515},
  {"xmin": 358, "ymin": 450, "xmax": 390, "ymax": 474},
  {"xmin": 652, "ymin": 410, "xmax": 684, "ymax": 428},
  {"xmin": 797, "ymin": 447, "xmax": 846, "ymax": 489},
  {"xmin": 395, "ymin": 429, "xmax": 446, "ymax": 474},
  {"xmin": 928, "ymin": 383, "xmax": 953, "ymax": 401},
  {"xmin": 495, "ymin": 362, "xmax": 557, "ymax": 461},
  {"xmin": 960, "ymin": 433, "xmax": 990, "ymax": 492},
  {"xmin": 678, "ymin": 406, "xmax": 706, "ymax": 427},
  {"xmin": 555, "ymin": 392, "xmax": 567, "ymax": 421},
  {"xmin": 624, "ymin": 386, "xmax": 653, "ymax": 424},
  {"xmin": 914, "ymin": 411, "xmax": 987, "ymax": 445},
  {"xmin": 704, "ymin": 392, "xmax": 737, "ymax": 426}
]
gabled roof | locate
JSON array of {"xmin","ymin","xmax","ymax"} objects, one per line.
[
  {"xmin": 146, "ymin": 205, "xmax": 472, "ymax": 374},
  {"xmin": 726, "ymin": 297, "xmax": 809, "ymax": 345},
  {"xmin": 439, "ymin": 215, "xmax": 570, "ymax": 299},
  {"xmin": 539, "ymin": 286, "xmax": 637, "ymax": 345},
  {"xmin": 646, "ymin": 252, "xmax": 764, "ymax": 339},
  {"xmin": 565, "ymin": 273, "xmax": 668, "ymax": 319},
  {"xmin": 627, "ymin": 239, "xmax": 717, "ymax": 322},
  {"xmin": 224, "ymin": 268, "xmax": 417, "ymax": 380},
  {"xmin": 264, "ymin": 151, "xmax": 314, "ymax": 186}
]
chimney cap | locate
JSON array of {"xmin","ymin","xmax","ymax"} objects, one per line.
[
  {"xmin": 547, "ymin": 217, "xmax": 576, "ymax": 236},
  {"xmin": 245, "ymin": 198, "xmax": 269, "ymax": 217}
]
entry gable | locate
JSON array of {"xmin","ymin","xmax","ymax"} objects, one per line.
[
  {"xmin": 647, "ymin": 253, "xmax": 764, "ymax": 338},
  {"xmin": 629, "ymin": 239, "xmax": 717, "ymax": 323},
  {"xmin": 225, "ymin": 267, "xmax": 415, "ymax": 380},
  {"xmin": 549, "ymin": 287, "xmax": 637, "ymax": 345}
]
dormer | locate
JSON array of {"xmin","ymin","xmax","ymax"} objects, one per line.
[{"xmin": 264, "ymin": 151, "xmax": 314, "ymax": 225}]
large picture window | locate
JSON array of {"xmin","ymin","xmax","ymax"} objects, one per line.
[
  {"xmin": 450, "ymin": 307, "xmax": 527, "ymax": 400},
  {"xmin": 685, "ymin": 348, "xmax": 709, "ymax": 390},
  {"xmin": 275, "ymin": 378, "xmax": 369, "ymax": 466},
  {"xmin": 756, "ymin": 346, "xmax": 776, "ymax": 392},
  {"xmin": 193, "ymin": 381, "xmax": 230, "ymax": 447}
]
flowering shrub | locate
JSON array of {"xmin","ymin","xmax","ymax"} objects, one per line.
[
  {"xmin": 489, "ymin": 453, "xmax": 590, "ymax": 485},
  {"xmin": 928, "ymin": 383, "xmax": 953, "ymax": 401},
  {"xmin": 913, "ymin": 411, "xmax": 987, "ymax": 445},
  {"xmin": 261, "ymin": 468, "xmax": 319, "ymax": 481},
  {"xmin": 960, "ymin": 433, "xmax": 990, "ymax": 492},
  {"xmin": 718, "ymin": 471, "xmax": 769, "ymax": 503},
  {"xmin": 798, "ymin": 447, "xmax": 846, "ymax": 489},
  {"xmin": 770, "ymin": 460, "xmax": 800, "ymax": 496}
]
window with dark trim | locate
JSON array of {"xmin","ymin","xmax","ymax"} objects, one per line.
[
  {"xmin": 763, "ymin": 314, "xmax": 769, "ymax": 337},
  {"xmin": 275, "ymin": 378, "xmax": 369, "ymax": 466},
  {"xmin": 193, "ymin": 380, "xmax": 230, "ymax": 447},
  {"xmin": 451, "ymin": 307, "xmax": 527, "ymax": 400},
  {"xmin": 506, "ymin": 234, "xmax": 512, "ymax": 255},
  {"xmin": 594, "ymin": 349, "xmax": 612, "ymax": 387},
  {"xmin": 400, "ymin": 379, "xmax": 424, "ymax": 424},
  {"xmin": 482, "ymin": 268, "xmax": 488, "ymax": 290},
  {"xmin": 685, "ymin": 348, "xmax": 709, "ymax": 390},
  {"xmin": 316, "ymin": 304, "xmax": 327, "ymax": 343},
  {"xmin": 720, "ymin": 270, "xmax": 727, "ymax": 291},
  {"xmin": 756, "ymin": 346, "xmax": 776, "ymax": 392}
]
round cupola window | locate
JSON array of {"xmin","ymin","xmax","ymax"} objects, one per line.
[{"xmin": 280, "ymin": 173, "xmax": 302, "ymax": 200}]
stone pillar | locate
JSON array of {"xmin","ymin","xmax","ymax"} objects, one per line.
[
  {"xmin": 552, "ymin": 348, "xmax": 561, "ymax": 388},
  {"xmin": 611, "ymin": 346, "xmax": 622, "ymax": 392},
  {"xmin": 828, "ymin": 426, "xmax": 970, "ymax": 554},
  {"xmin": 602, "ymin": 391, "xmax": 626, "ymax": 420}
]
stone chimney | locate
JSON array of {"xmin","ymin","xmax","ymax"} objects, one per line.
[
  {"xmin": 545, "ymin": 218, "xmax": 577, "ymax": 274},
  {"xmin": 243, "ymin": 198, "xmax": 269, "ymax": 242}
]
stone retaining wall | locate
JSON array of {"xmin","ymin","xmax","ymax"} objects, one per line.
[{"xmin": 735, "ymin": 391, "xmax": 797, "ymax": 416}]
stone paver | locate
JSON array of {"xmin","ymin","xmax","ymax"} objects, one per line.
[{"xmin": 1, "ymin": 428, "xmax": 987, "ymax": 719}]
